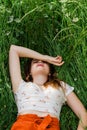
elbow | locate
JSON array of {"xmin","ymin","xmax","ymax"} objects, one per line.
[
  {"xmin": 9, "ymin": 45, "xmax": 18, "ymax": 54},
  {"xmin": 9, "ymin": 45, "xmax": 21, "ymax": 57},
  {"xmin": 9, "ymin": 45, "xmax": 13, "ymax": 54},
  {"xmin": 9, "ymin": 45, "xmax": 16, "ymax": 51},
  {"xmin": 9, "ymin": 45, "xmax": 18, "ymax": 57}
]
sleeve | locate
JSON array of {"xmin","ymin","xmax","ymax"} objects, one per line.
[{"xmin": 60, "ymin": 81, "xmax": 74, "ymax": 96}]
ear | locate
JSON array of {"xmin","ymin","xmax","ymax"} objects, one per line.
[
  {"xmin": 26, "ymin": 73, "xmax": 32, "ymax": 81},
  {"xmin": 30, "ymin": 73, "xmax": 32, "ymax": 76}
]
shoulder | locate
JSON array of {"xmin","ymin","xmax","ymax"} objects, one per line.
[
  {"xmin": 60, "ymin": 81, "xmax": 74, "ymax": 96},
  {"xmin": 13, "ymin": 80, "xmax": 33, "ymax": 93}
]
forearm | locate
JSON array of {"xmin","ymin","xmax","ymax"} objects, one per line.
[
  {"xmin": 10, "ymin": 45, "xmax": 47, "ymax": 61},
  {"xmin": 9, "ymin": 45, "xmax": 64, "ymax": 66},
  {"xmin": 67, "ymin": 92, "xmax": 87, "ymax": 130}
]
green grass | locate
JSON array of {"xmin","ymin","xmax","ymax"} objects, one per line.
[{"xmin": 0, "ymin": 0, "xmax": 87, "ymax": 129}]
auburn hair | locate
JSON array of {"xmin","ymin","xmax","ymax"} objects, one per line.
[{"xmin": 24, "ymin": 59, "xmax": 61, "ymax": 88}]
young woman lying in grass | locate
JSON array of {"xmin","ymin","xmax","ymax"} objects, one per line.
[{"xmin": 9, "ymin": 45, "xmax": 87, "ymax": 130}]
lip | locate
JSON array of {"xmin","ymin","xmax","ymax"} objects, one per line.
[{"xmin": 37, "ymin": 63, "xmax": 44, "ymax": 67}]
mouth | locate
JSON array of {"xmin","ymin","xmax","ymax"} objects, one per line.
[{"xmin": 37, "ymin": 63, "xmax": 44, "ymax": 67}]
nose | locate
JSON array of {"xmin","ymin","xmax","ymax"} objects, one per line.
[{"xmin": 38, "ymin": 60, "xmax": 43, "ymax": 63}]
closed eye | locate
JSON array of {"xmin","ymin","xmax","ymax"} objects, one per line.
[
  {"xmin": 32, "ymin": 59, "xmax": 39, "ymax": 63},
  {"xmin": 32, "ymin": 59, "xmax": 48, "ymax": 64}
]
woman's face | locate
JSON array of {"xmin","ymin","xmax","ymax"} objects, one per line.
[{"xmin": 30, "ymin": 59, "xmax": 50, "ymax": 77}]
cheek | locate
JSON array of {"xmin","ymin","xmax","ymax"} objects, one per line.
[{"xmin": 45, "ymin": 64, "xmax": 50, "ymax": 74}]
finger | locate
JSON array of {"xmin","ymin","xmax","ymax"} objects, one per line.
[
  {"xmin": 55, "ymin": 56, "xmax": 62, "ymax": 62},
  {"xmin": 52, "ymin": 59, "xmax": 63, "ymax": 64},
  {"xmin": 58, "ymin": 61, "xmax": 64, "ymax": 66},
  {"xmin": 53, "ymin": 61, "xmax": 64, "ymax": 66},
  {"xmin": 56, "ymin": 55, "xmax": 62, "ymax": 60}
]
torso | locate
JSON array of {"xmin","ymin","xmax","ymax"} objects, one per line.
[{"xmin": 14, "ymin": 80, "xmax": 74, "ymax": 119}]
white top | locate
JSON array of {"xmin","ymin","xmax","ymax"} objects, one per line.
[{"xmin": 14, "ymin": 80, "xmax": 74, "ymax": 119}]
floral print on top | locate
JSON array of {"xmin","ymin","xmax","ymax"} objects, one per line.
[{"xmin": 14, "ymin": 80, "xmax": 74, "ymax": 119}]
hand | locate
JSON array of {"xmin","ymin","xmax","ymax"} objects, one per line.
[{"xmin": 45, "ymin": 55, "xmax": 64, "ymax": 66}]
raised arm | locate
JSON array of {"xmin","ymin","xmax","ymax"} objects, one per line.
[
  {"xmin": 9, "ymin": 45, "xmax": 64, "ymax": 92},
  {"xmin": 66, "ymin": 92, "xmax": 87, "ymax": 130}
]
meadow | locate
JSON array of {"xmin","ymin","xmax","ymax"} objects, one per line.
[{"xmin": 0, "ymin": 0, "xmax": 87, "ymax": 129}]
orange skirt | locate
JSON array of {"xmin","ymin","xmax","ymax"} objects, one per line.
[{"xmin": 11, "ymin": 114, "xmax": 60, "ymax": 130}]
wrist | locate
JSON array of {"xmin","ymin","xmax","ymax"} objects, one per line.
[{"xmin": 79, "ymin": 120, "xmax": 87, "ymax": 130}]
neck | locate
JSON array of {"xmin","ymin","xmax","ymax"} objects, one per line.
[{"xmin": 33, "ymin": 74, "xmax": 48, "ymax": 86}]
